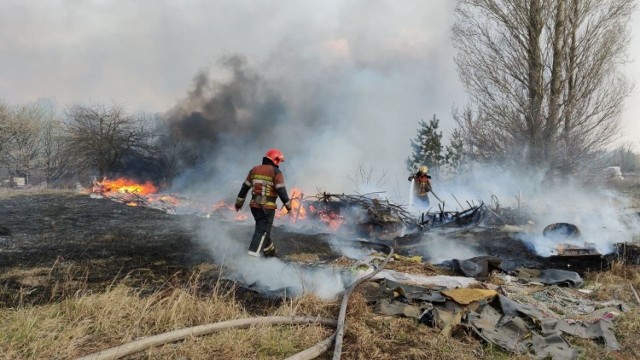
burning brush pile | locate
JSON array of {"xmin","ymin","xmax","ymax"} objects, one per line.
[
  {"xmin": 91, "ymin": 178, "xmax": 496, "ymax": 239},
  {"xmin": 87, "ymin": 178, "xmax": 497, "ymax": 240},
  {"xmin": 88, "ymin": 179, "xmax": 419, "ymax": 235}
]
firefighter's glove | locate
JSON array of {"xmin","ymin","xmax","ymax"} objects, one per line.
[
  {"xmin": 284, "ymin": 201, "xmax": 292, "ymax": 213},
  {"xmin": 408, "ymin": 175, "xmax": 415, "ymax": 181},
  {"xmin": 235, "ymin": 197, "xmax": 245, "ymax": 212}
]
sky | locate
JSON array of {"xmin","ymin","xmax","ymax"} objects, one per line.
[{"xmin": 0, "ymin": 0, "xmax": 639, "ymax": 194}]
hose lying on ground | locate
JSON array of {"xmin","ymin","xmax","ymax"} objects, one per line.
[
  {"xmin": 77, "ymin": 238, "xmax": 393, "ymax": 360},
  {"xmin": 285, "ymin": 238, "xmax": 394, "ymax": 360},
  {"xmin": 76, "ymin": 316, "xmax": 337, "ymax": 360}
]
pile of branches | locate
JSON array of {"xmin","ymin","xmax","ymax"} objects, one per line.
[
  {"xmin": 311, "ymin": 192, "xmax": 418, "ymax": 228},
  {"xmin": 418, "ymin": 203, "xmax": 484, "ymax": 228}
]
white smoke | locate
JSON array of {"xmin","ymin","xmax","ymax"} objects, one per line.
[
  {"xmin": 327, "ymin": 235, "xmax": 372, "ymax": 261},
  {"xmin": 426, "ymin": 164, "xmax": 640, "ymax": 257},
  {"xmin": 195, "ymin": 219, "xmax": 348, "ymax": 300},
  {"xmin": 417, "ymin": 232, "xmax": 483, "ymax": 264},
  {"xmin": 514, "ymin": 185, "xmax": 640, "ymax": 256}
]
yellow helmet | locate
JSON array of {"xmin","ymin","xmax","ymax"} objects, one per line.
[{"xmin": 419, "ymin": 165, "xmax": 428, "ymax": 174}]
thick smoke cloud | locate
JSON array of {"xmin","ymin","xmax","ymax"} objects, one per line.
[
  {"xmin": 166, "ymin": 56, "xmax": 287, "ymax": 145},
  {"xmin": 160, "ymin": 56, "xmax": 293, "ymax": 191}
]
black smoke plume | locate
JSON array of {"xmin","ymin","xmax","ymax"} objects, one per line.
[{"xmin": 158, "ymin": 56, "xmax": 287, "ymax": 189}]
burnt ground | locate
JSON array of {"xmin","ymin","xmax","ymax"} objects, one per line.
[
  {"xmin": 0, "ymin": 193, "xmax": 208, "ymax": 272},
  {"xmin": 0, "ymin": 193, "xmax": 342, "ymax": 271},
  {"xmin": 0, "ymin": 192, "xmax": 343, "ymax": 308},
  {"xmin": 0, "ymin": 192, "xmax": 609, "ymax": 307}
]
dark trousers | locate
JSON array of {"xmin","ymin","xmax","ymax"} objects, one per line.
[{"xmin": 247, "ymin": 207, "xmax": 276, "ymax": 256}]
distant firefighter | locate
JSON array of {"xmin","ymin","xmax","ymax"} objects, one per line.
[
  {"xmin": 408, "ymin": 165, "xmax": 432, "ymax": 208},
  {"xmin": 235, "ymin": 148, "xmax": 292, "ymax": 257}
]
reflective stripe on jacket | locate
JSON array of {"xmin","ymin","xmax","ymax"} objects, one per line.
[
  {"xmin": 237, "ymin": 163, "xmax": 290, "ymax": 210},
  {"xmin": 250, "ymin": 165, "xmax": 278, "ymax": 208}
]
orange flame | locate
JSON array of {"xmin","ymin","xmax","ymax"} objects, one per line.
[
  {"xmin": 90, "ymin": 179, "xmax": 345, "ymax": 230},
  {"xmin": 278, "ymin": 188, "xmax": 306, "ymax": 221},
  {"xmin": 210, "ymin": 200, "xmax": 251, "ymax": 221},
  {"xmin": 308, "ymin": 203, "xmax": 344, "ymax": 230},
  {"xmin": 97, "ymin": 178, "xmax": 158, "ymax": 195},
  {"xmin": 319, "ymin": 212, "xmax": 344, "ymax": 231}
]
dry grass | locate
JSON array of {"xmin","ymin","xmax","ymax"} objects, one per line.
[
  {"xmin": 576, "ymin": 262, "xmax": 640, "ymax": 360},
  {"xmin": 0, "ymin": 188, "xmax": 76, "ymax": 199},
  {"xmin": 384, "ymin": 256, "xmax": 454, "ymax": 276},
  {"xmin": 285, "ymin": 252, "xmax": 321, "ymax": 263},
  {"xmin": 2, "ymin": 262, "xmax": 640, "ymax": 359},
  {"xmin": 0, "ymin": 268, "xmax": 334, "ymax": 359},
  {"xmin": 586, "ymin": 262, "xmax": 640, "ymax": 304},
  {"xmin": 0, "ymin": 260, "xmax": 91, "ymax": 306}
]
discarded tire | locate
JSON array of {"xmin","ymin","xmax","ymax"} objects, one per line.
[{"xmin": 543, "ymin": 223, "xmax": 581, "ymax": 239}]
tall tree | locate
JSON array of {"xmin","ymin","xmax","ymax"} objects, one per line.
[
  {"xmin": 407, "ymin": 115, "xmax": 443, "ymax": 174},
  {"xmin": 453, "ymin": 0, "xmax": 636, "ymax": 174}
]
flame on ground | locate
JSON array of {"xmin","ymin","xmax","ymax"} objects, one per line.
[
  {"xmin": 276, "ymin": 188, "xmax": 344, "ymax": 230},
  {"xmin": 95, "ymin": 178, "xmax": 158, "ymax": 195},
  {"xmin": 277, "ymin": 188, "xmax": 307, "ymax": 221},
  {"xmin": 317, "ymin": 210, "xmax": 344, "ymax": 231},
  {"xmin": 90, "ymin": 181, "xmax": 341, "ymax": 230},
  {"xmin": 212, "ymin": 200, "xmax": 250, "ymax": 221}
]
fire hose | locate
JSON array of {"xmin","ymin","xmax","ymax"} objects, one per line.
[
  {"xmin": 75, "ymin": 239, "xmax": 393, "ymax": 360},
  {"xmin": 286, "ymin": 238, "xmax": 394, "ymax": 360},
  {"xmin": 75, "ymin": 316, "xmax": 337, "ymax": 360}
]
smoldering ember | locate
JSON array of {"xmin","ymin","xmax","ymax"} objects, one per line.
[{"xmin": 2, "ymin": 173, "xmax": 640, "ymax": 359}]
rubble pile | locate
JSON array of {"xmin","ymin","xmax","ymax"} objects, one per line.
[{"xmin": 368, "ymin": 269, "xmax": 627, "ymax": 359}]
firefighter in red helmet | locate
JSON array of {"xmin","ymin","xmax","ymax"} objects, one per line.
[{"xmin": 235, "ymin": 148, "xmax": 292, "ymax": 257}]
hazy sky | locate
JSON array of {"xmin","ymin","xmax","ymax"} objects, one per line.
[{"xmin": 0, "ymin": 0, "xmax": 639, "ymax": 190}]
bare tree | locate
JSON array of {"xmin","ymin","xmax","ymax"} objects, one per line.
[
  {"xmin": 154, "ymin": 118, "xmax": 200, "ymax": 183},
  {"xmin": 0, "ymin": 104, "xmax": 48, "ymax": 184},
  {"xmin": 40, "ymin": 115, "xmax": 73, "ymax": 185},
  {"xmin": 609, "ymin": 142, "xmax": 639, "ymax": 172},
  {"xmin": 65, "ymin": 104, "xmax": 154, "ymax": 179},
  {"xmin": 453, "ymin": 0, "xmax": 636, "ymax": 174}
]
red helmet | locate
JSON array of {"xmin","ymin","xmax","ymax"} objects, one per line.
[{"xmin": 265, "ymin": 148, "xmax": 285, "ymax": 166}]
